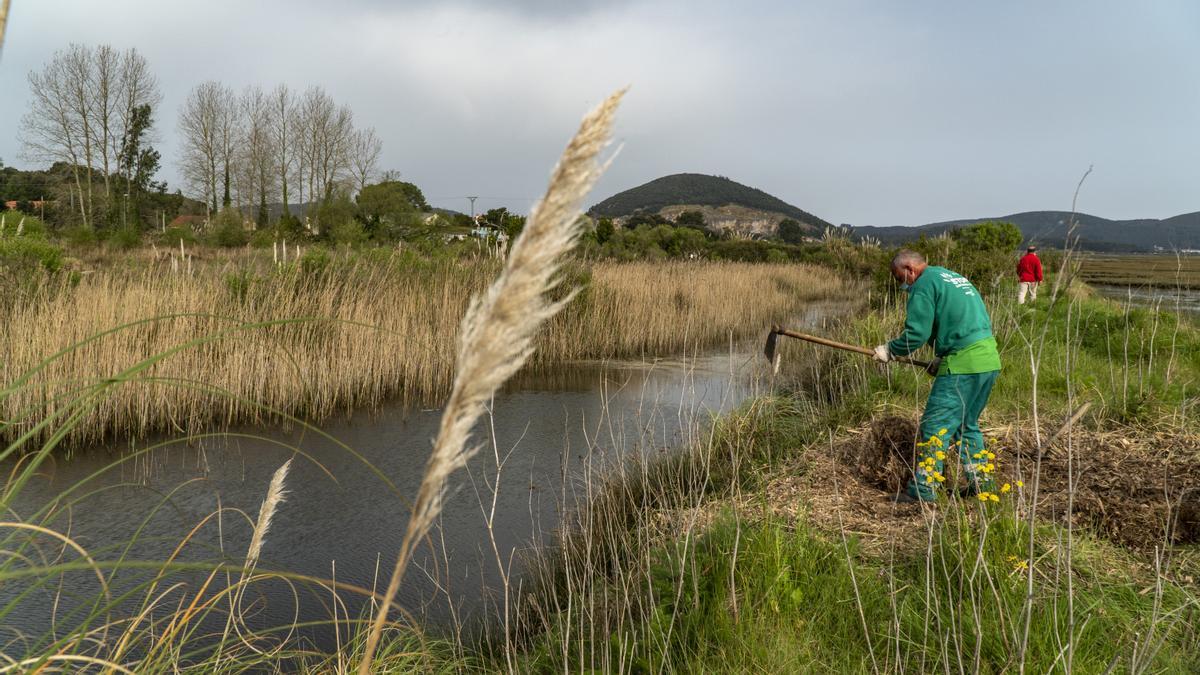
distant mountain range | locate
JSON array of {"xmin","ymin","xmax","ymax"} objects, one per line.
[
  {"xmin": 589, "ymin": 172, "xmax": 1198, "ymax": 252},
  {"xmin": 852, "ymin": 211, "xmax": 1200, "ymax": 252},
  {"xmin": 589, "ymin": 173, "xmax": 833, "ymax": 237}
]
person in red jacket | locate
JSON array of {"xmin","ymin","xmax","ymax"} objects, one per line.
[{"xmin": 1017, "ymin": 245, "xmax": 1043, "ymax": 304}]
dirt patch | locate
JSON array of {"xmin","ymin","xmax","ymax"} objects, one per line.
[
  {"xmin": 755, "ymin": 420, "xmax": 933, "ymax": 556},
  {"xmin": 847, "ymin": 414, "xmax": 919, "ymax": 493},
  {"xmin": 654, "ymin": 417, "xmax": 1200, "ymax": 556},
  {"xmin": 814, "ymin": 417, "xmax": 1200, "ymax": 550},
  {"xmin": 1010, "ymin": 430, "xmax": 1200, "ymax": 549}
]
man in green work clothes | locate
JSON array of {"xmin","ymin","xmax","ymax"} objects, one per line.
[{"xmin": 873, "ymin": 250, "xmax": 1002, "ymax": 503}]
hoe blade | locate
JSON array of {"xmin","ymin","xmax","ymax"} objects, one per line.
[{"xmin": 763, "ymin": 330, "xmax": 778, "ymax": 364}]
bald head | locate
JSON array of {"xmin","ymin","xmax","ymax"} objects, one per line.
[
  {"xmin": 891, "ymin": 249, "xmax": 926, "ymax": 269},
  {"xmin": 890, "ymin": 249, "xmax": 927, "ymax": 287}
]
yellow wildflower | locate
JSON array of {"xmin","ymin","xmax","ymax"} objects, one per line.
[
  {"xmin": 977, "ymin": 493, "xmax": 990, "ymax": 502},
  {"xmin": 935, "ymin": 451, "xmax": 946, "ymax": 460},
  {"xmin": 1016, "ymin": 481, "xmax": 1024, "ymax": 487},
  {"xmin": 989, "ymin": 493, "xmax": 1000, "ymax": 502},
  {"xmin": 938, "ymin": 427, "xmax": 948, "ymax": 436},
  {"xmin": 1001, "ymin": 483, "xmax": 1012, "ymax": 493}
]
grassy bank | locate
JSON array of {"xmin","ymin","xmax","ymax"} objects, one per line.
[
  {"xmin": 1, "ymin": 252, "xmax": 853, "ymax": 449},
  {"xmin": 775, "ymin": 279, "xmax": 1200, "ymax": 430},
  {"xmin": 488, "ymin": 275, "xmax": 1200, "ymax": 673}
]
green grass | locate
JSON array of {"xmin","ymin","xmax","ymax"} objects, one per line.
[
  {"xmin": 490, "ymin": 272, "xmax": 1200, "ymax": 672},
  {"xmin": 776, "ymin": 279, "xmax": 1200, "ymax": 432},
  {"xmin": 500, "ymin": 374, "xmax": 1200, "ymax": 672},
  {"xmin": 519, "ymin": 513, "xmax": 1198, "ymax": 673}
]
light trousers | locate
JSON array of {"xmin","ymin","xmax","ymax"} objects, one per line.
[{"xmin": 1017, "ymin": 281, "xmax": 1039, "ymax": 304}]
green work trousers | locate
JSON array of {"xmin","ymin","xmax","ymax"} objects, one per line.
[{"xmin": 908, "ymin": 370, "xmax": 999, "ymax": 501}]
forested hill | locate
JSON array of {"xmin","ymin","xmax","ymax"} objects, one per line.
[
  {"xmin": 852, "ymin": 210, "xmax": 1200, "ymax": 252},
  {"xmin": 588, "ymin": 173, "xmax": 834, "ymax": 231}
]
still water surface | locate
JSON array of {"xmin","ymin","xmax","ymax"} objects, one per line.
[
  {"xmin": 5, "ymin": 308, "xmax": 835, "ymax": 651},
  {"xmin": 1092, "ymin": 284, "xmax": 1200, "ymax": 315}
]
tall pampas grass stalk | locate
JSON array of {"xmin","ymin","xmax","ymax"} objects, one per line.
[
  {"xmin": 218, "ymin": 458, "xmax": 291, "ymax": 664},
  {"xmin": 358, "ymin": 88, "xmax": 625, "ymax": 674},
  {"xmin": 245, "ymin": 459, "xmax": 292, "ymax": 573}
]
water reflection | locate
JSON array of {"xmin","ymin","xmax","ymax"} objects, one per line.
[
  {"xmin": 3, "ymin": 342, "xmax": 769, "ymax": 651},
  {"xmin": 1091, "ymin": 284, "xmax": 1200, "ymax": 315},
  {"xmin": 4, "ymin": 304, "xmax": 841, "ymax": 653}
]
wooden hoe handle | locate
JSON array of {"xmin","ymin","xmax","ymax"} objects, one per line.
[{"xmin": 767, "ymin": 326, "xmax": 933, "ymax": 370}]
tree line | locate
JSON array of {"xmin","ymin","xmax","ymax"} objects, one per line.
[
  {"xmin": 17, "ymin": 43, "xmax": 384, "ymax": 234},
  {"xmin": 177, "ymin": 81, "xmax": 381, "ymax": 231},
  {"xmin": 20, "ymin": 44, "xmax": 162, "ymax": 230}
]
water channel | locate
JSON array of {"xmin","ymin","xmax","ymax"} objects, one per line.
[
  {"xmin": 1091, "ymin": 284, "xmax": 1200, "ymax": 315},
  {"xmin": 3, "ymin": 305, "xmax": 838, "ymax": 653}
]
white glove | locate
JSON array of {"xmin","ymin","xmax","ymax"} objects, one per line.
[{"xmin": 873, "ymin": 344, "xmax": 891, "ymax": 363}]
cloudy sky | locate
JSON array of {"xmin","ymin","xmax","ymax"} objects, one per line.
[{"xmin": 1, "ymin": 0, "xmax": 1197, "ymax": 226}]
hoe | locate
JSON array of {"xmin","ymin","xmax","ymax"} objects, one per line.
[{"xmin": 763, "ymin": 325, "xmax": 940, "ymax": 376}]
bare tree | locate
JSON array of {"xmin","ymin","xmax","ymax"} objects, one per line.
[
  {"xmin": 349, "ymin": 126, "xmax": 382, "ymax": 195},
  {"xmin": 115, "ymin": 49, "xmax": 161, "ymax": 198},
  {"xmin": 20, "ymin": 43, "xmax": 160, "ymax": 229},
  {"xmin": 178, "ymin": 81, "xmax": 233, "ymax": 214},
  {"xmin": 269, "ymin": 84, "xmax": 296, "ymax": 219},
  {"xmin": 294, "ymin": 86, "xmax": 356, "ymax": 229},
  {"xmin": 22, "ymin": 48, "xmax": 90, "ymax": 226},
  {"xmin": 239, "ymin": 85, "xmax": 277, "ymax": 226},
  {"xmin": 92, "ymin": 44, "xmax": 120, "ymax": 201},
  {"xmin": 316, "ymin": 103, "xmax": 355, "ymax": 202},
  {"xmin": 216, "ymin": 86, "xmax": 241, "ymax": 210}
]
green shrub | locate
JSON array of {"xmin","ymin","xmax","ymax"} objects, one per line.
[
  {"xmin": 0, "ymin": 213, "xmax": 48, "ymax": 238},
  {"xmin": 106, "ymin": 226, "xmax": 142, "ymax": 250},
  {"xmin": 224, "ymin": 269, "xmax": 254, "ymax": 303},
  {"xmin": 207, "ymin": 208, "xmax": 249, "ymax": 248},
  {"xmin": 159, "ymin": 225, "xmax": 198, "ymax": 246},
  {"xmin": 276, "ymin": 213, "xmax": 307, "ymax": 240},
  {"xmin": 248, "ymin": 227, "xmax": 276, "ymax": 249},
  {"xmin": 329, "ymin": 219, "xmax": 367, "ymax": 247},
  {"xmin": 0, "ymin": 236, "xmax": 64, "ymax": 274},
  {"xmin": 64, "ymin": 226, "xmax": 99, "ymax": 247},
  {"xmin": 300, "ymin": 246, "xmax": 332, "ymax": 275}
]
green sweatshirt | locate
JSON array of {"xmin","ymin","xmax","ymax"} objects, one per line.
[{"xmin": 888, "ymin": 266, "xmax": 1001, "ymax": 374}]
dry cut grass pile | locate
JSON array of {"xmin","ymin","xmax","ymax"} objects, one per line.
[
  {"xmin": 1, "ymin": 256, "xmax": 853, "ymax": 448},
  {"xmin": 756, "ymin": 415, "xmax": 1200, "ymax": 553}
]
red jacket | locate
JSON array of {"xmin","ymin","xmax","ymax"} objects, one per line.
[{"xmin": 1017, "ymin": 253, "xmax": 1043, "ymax": 282}]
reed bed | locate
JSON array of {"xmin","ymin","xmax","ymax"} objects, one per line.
[
  {"xmin": 0, "ymin": 256, "xmax": 854, "ymax": 449},
  {"xmin": 543, "ymin": 261, "xmax": 849, "ymax": 359}
]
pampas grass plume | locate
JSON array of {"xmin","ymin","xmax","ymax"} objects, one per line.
[{"xmin": 358, "ymin": 88, "xmax": 625, "ymax": 674}]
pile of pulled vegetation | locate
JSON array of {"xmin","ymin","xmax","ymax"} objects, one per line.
[{"xmin": 764, "ymin": 415, "xmax": 1200, "ymax": 551}]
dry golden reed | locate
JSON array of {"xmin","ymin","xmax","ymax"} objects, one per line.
[{"xmin": 1, "ymin": 258, "xmax": 849, "ymax": 449}]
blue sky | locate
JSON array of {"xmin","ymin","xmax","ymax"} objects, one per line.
[{"xmin": 1, "ymin": 0, "xmax": 1197, "ymax": 226}]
